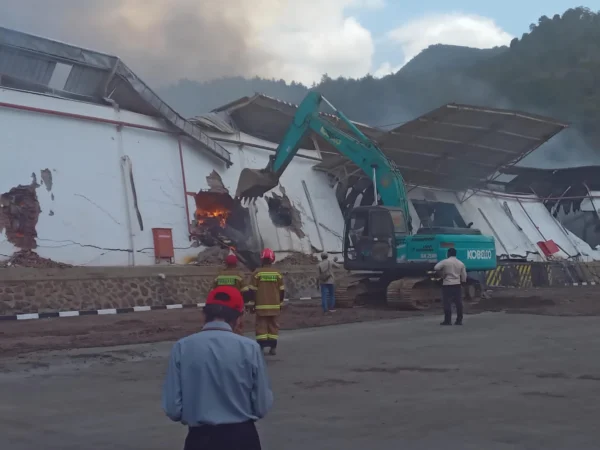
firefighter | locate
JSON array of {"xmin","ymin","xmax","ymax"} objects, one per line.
[
  {"xmin": 248, "ymin": 248, "xmax": 285, "ymax": 356},
  {"xmin": 213, "ymin": 253, "xmax": 250, "ymax": 335}
]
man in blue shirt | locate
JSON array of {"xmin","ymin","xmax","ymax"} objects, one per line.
[{"xmin": 162, "ymin": 286, "xmax": 273, "ymax": 450}]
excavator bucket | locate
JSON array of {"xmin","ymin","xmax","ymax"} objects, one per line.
[{"xmin": 235, "ymin": 168, "xmax": 279, "ymax": 200}]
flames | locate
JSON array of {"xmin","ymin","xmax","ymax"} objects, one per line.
[
  {"xmin": 195, "ymin": 207, "xmax": 229, "ymax": 228},
  {"xmin": 193, "ymin": 191, "xmax": 234, "ymax": 230}
]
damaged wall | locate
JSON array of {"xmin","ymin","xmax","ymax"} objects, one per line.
[
  {"xmin": 0, "ymin": 87, "xmax": 343, "ymax": 266},
  {"xmin": 406, "ymin": 186, "xmax": 600, "ymax": 262}
]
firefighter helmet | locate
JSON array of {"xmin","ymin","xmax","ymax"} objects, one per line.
[
  {"xmin": 225, "ymin": 254, "xmax": 238, "ymax": 266},
  {"xmin": 260, "ymin": 248, "xmax": 275, "ymax": 263}
]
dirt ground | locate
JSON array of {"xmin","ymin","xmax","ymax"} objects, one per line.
[{"xmin": 1, "ymin": 286, "xmax": 598, "ymax": 357}]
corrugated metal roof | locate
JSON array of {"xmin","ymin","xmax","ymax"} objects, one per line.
[
  {"xmin": 211, "ymin": 94, "xmax": 568, "ymax": 191},
  {"xmin": 0, "ymin": 26, "xmax": 231, "ymax": 165},
  {"xmin": 315, "ymin": 103, "xmax": 569, "ymax": 191}
]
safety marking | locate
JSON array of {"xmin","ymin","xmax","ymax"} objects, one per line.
[
  {"xmin": 486, "ymin": 266, "xmax": 505, "ymax": 286},
  {"xmin": 0, "ymin": 299, "xmax": 294, "ymax": 322},
  {"xmin": 516, "ymin": 264, "xmax": 532, "ymax": 288}
]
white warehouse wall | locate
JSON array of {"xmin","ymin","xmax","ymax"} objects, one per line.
[{"xmin": 0, "ymin": 88, "xmax": 343, "ymax": 266}]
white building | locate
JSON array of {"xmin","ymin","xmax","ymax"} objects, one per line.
[{"xmin": 1, "ymin": 26, "xmax": 599, "ymax": 267}]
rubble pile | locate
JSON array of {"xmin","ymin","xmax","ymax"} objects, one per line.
[
  {"xmin": 274, "ymin": 252, "xmax": 319, "ymax": 267},
  {"xmin": 194, "ymin": 247, "xmax": 230, "ymax": 266},
  {"xmin": 0, "ymin": 250, "xmax": 72, "ymax": 269}
]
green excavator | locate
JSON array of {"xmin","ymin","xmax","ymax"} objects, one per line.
[{"xmin": 235, "ymin": 92, "xmax": 497, "ymax": 309}]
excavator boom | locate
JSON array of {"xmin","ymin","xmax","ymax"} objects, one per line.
[{"xmin": 235, "ymin": 92, "xmax": 411, "ymax": 226}]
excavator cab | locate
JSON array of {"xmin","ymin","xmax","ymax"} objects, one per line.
[{"xmin": 343, "ymin": 206, "xmax": 410, "ymax": 271}]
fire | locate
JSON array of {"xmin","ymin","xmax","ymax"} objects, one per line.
[{"xmin": 195, "ymin": 208, "xmax": 230, "ymax": 228}]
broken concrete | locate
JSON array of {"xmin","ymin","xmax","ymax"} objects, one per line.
[
  {"xmin": 267, "ymin": 187, "xmax": 305, "ymax": 238},
  {"xmin": 206, "ymin": 170, "xmax": 229, "ymax": 194},
  {"xmin": 0, "ymin": 250, "xmax": 72, "ymax": 269},
  {"xmin": 274, "ymin": 252, "xmax": 319, "ymax": 268},
  {"xmin": 0, "ymin": 183, "xmax": 41, "ymax": 250},
  {"xmin": 40, "ymin": 169, "xmax": 53, "ymax": 192}
]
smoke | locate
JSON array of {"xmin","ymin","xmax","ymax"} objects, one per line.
[
  {"xmin": 0, "ymin": 0, "xmax": 282, "ymax": 86},
  {"xmin": 0, "ymin": 0, "xmax": 379, "ymax": 87}
]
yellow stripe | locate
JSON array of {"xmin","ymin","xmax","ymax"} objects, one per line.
[
  {"xmin": 255, "ymin": 305, "xmax": 281, "ymax": 310},
  {"xmin": 523, "ymin": 264, "xmax": 532, "ymax": 287},
  {"xmin": 256, "ymin": 334, "xmax": 269, "ymax": 340},
  {"xmin": 248, "ymin": 286, "xmax": 258, "ymax": 291},
  {"xmin": 267, "ymin": 334, "xmax": 278, "ymax": 339},
  {"xmin": 240, "ymin": 286, "xmax": 250, "ymax": 292},
  {"xmin": 279, "ymin": 286, "xmax": 285, "ymax": 290}
]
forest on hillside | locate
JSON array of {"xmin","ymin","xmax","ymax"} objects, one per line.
[{"xmin": 157, "ymin": 7, "xmax": 600, "ymax": 168}]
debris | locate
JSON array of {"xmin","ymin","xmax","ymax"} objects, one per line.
[
  {"xmin": 206, "ymin": 170, "xmax": 229, "ymax": 194},
  {"xmin": 0, "ymin": 184, "xmax": 41, "ymax": 249},
  {"xmin": 193, "ymin": 246, "xmax": 230, "ymax": 266},
  {"xmin": 0, "ymin": 250, "xmax": 72, "ymax": 269},
  {"xmin": 40, "ymin": 169, "xmax": 53, "ymax": 192},
  {"xmin": 274, "ymin": 252, "xmax": 318, "ymax": 267},
  {"xmin": 266, "ymin": 188, "xmax": 305, "ymax": 238}
]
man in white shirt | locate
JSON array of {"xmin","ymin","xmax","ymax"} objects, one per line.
[{"xmin": 434, "ymin": 247, "xmax": 467, "ymax": 326}]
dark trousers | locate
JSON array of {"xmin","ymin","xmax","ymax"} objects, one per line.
[
  {"xmin": 184, "ymin": 421, "xmax": 261, "ymax": 450},
  {"xmin": 442, "ymin": 284, "xmax": 463, "ymax": 323},
  {"xmin": 320, "ymin": 283, "xmax": 335, "ymax": 312}
]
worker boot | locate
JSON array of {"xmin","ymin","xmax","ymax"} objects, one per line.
[
  {"xmin": 440, "ymin": 311, "xmax": 452, "ymax": 326},
  {"xmin": 269, "ymin": 347, "xmax": 277, "ymax": 356}
]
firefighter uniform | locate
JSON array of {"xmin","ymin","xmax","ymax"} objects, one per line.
[
  {"xmin": 249, "ymin": 267, "xmax": 285, "ymax": 351},
  {"xmin": 213, "ymin": 263, "xmax": 250, "ymax": 336}
]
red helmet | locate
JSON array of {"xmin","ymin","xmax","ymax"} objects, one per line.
[
  {"xmin": 206, "ymin": 286, "xmax": 244, "ymax": 313},
  {"xmin": 260, "ymin": 248, "xmax": 275, "ymax": 263},
  {"xmin": 225, "ymin": 254, "xmax": 238, "ymax": 266}
]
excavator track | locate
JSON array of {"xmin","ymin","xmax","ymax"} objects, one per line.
[{"xmin": 386, "ymin": 277, "xmax": 441, "ymax": 310}]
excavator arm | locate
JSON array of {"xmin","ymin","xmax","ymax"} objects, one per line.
[{"xmin": 235, "ymin": 91, "xmax": 411, "ymax": 228}]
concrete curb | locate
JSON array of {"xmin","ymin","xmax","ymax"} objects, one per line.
[{"xmin": 0, "ymin": 298, "xmax": 321, "ymax": 322}]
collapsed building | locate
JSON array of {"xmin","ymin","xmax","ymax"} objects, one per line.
[{"xmin": 0, "ymin": 26, "xmax": 599, "ymax": 270}]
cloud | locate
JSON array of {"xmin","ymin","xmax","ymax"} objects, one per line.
[
  {"xmin": 373, "ymin": 62, "xmax": 402, "ymax": 78},
  {"xmin": 387, "ymin": 13, "xmax": 513, "ymax": 66},
  {"xmin": 0, "ymin": 0, "xmax": 378, "ymax": 87}
]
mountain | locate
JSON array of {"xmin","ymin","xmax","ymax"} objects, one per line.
[
  {"xmin": 157, "ymin": 6, "xmax": 600, "ymax": 167},
  {"xmin": 398, "ymin": 44, "xmax": 507, "ymax": 77}
]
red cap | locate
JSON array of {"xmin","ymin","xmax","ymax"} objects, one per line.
[
  {"xmin": 206, "ymin": 286, "xmax": 244, "ymax": 313},
  {"xmin": 225, "ymin": 254, "xmax": 238, "ymax": 266}
]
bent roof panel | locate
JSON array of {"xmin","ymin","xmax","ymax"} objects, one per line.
[
  {"xmin": 0, "ymin": 26, "xmax": 231, "ymax": 165},
  {"xmin": 211, "ymin": 94, "xmax": 568, "ymax": 191},
  {"xmin": 317, "ymin": 103, "xmax": 569, "ymax": 190}
]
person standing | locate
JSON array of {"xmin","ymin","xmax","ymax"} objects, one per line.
[
  {"xmin": 213, "ymin": 253, "xmax": 250, "ymax": 335},
  {"xmin": 248, "ymin": 248, "xmax": 285, "ymax": 356},
  {"xmin": 162, "ymin": 286, "xmax": 273, "ymax": 450},
  {"xmin": 434, "ymin": 247, "xmax": 467, "ymax": 326},
  {"xmin": 317, "ymin": 252, "xmax": 340, "ymax": 313}
]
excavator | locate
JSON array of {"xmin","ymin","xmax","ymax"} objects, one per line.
[{"xmin": 235, "ymin": 92, "xmax": 497, "ymax": 309}]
